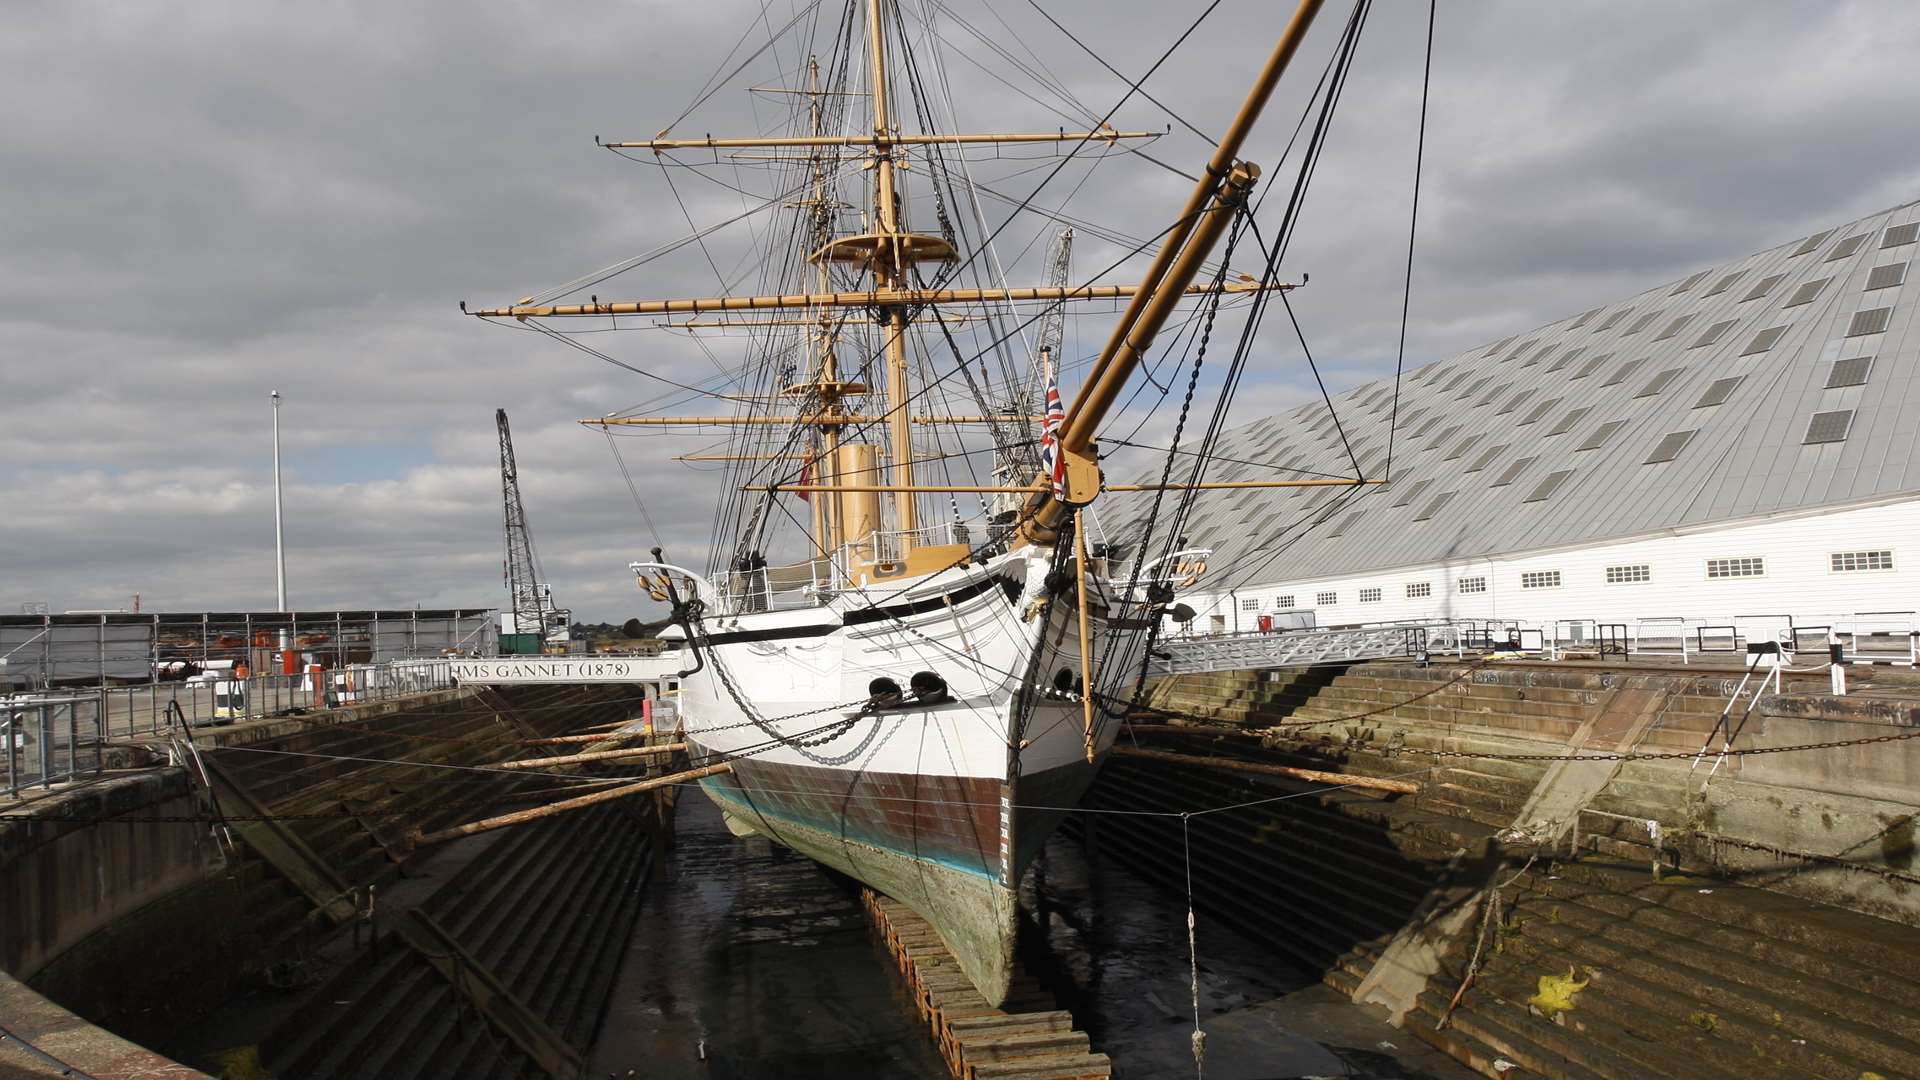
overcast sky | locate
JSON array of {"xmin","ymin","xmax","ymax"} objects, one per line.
[{"xmin": 5, "ymin": 1, "xmax": 1918, "ymax": 623}]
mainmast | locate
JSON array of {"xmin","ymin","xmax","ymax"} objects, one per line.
[{"xmin": 472, "ymin": 0, "xmax": 1317, "ymax": 577}]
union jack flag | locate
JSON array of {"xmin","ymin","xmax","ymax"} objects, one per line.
[{"xmin": 1038, "ymin": 379, "xmax": 1067, "ymax": 499}]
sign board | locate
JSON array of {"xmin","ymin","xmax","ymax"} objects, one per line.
[{"xmin": 449, "ymin": 657, "xmax": 679, "ymax": 685}]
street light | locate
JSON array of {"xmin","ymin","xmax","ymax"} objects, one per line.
[{"xmin": 272, "ymin": 390, "xmax": 287, "ymax": 611}]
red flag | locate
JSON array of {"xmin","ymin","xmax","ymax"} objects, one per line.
[{"xmin": 795, "ymin": 458, "xmax": 812, "ymax": 502}]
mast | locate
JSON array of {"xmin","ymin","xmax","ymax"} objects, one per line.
[
  {"xmin": 867, "ymin": 0, "xmax": 918, "ymax": 543},
  {"xmin": 473, "ymin": 0, "xmax": 1312, "ymax": 574}
]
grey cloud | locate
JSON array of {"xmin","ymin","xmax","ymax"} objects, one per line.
[{"xmin": 6, "ymin": 0, "xmax": 1920, "ymax": 620}]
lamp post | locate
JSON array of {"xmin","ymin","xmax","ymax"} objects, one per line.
[{"xmin": 272, "ymin": 390, "xmax": 287, "ymax": 611}]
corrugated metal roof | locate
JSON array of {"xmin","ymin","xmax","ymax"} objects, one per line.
[{"xmin": 1100, "ymin": 197, "xmax": 1920, "ymax": 589}]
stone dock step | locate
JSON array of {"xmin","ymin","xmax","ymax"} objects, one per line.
[{"xmin": 862, "ymin": 890, "xmax": 1111, "ymax": 1080}]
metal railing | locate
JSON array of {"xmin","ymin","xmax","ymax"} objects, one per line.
[
  {"xmin": 4, "ymin": 659, "xmax": 459, "ymax": 796},
  {"xmin": 4, "ymin": 693, "xmax": 104, "ymax": 798},
  {"xmin": 1152, "ymin": 622, "xmax": 1464, "ymax": 675}
]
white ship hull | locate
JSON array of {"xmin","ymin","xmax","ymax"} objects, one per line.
[{"xmin": 670, "ymin": 547, "xmax": 1143, "ymax": 1004}]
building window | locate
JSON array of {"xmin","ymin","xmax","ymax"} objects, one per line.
[
  {"xmin": 1606, "ymin": 564, "xmax": 1651, "ymax": 584},
  {"xmin": 1846, "ymin": 307, "xmax": 1893, "ymax": 337},
  {"xmin": 1831, "ymin": 550, "xmax": 1894, "ymax": 573},
  {"xmin": 1520, "ymin": 570, "xmax": 1562, "ymax": 589},
  {"xmin": 1458, "ymin": 577, "xmax": 1487, "ymax": 595},
  {"xmin": 1693, "ymin": 376, "xmax": 1744, "ymax": 408},
  {"xmin": 1826, "ymin": 356, "xmax": 1872, "ymax": 388},
  {"xmin": 1276, "ymin": 595, "xmax": 1296, "ymax": 608},
  {"xmin": 1706, "ymin": 557, "xmax": 1765, "ymax": 579},
  {"xmin": 1803, "ymin": 409, "xmax": 1855, "ymax": 445},
  {"xmin": 1240, "ymin": 598, "xmax": 1261, "ymax": 612},
  {"xmin": 1407, "ymin": 582, "xmax": 1432, "ymax": 598},
  {"xmin": 1644, "ymin": 429, "xmax": 1698, "ymax": 465},
  {"xmin": 1316, "ymin": 591, "xmax": 1338, "ymax": 606},
  {"xmin": 1359, "ymin": 587, "xmax": 1382, "ymax": 603}
]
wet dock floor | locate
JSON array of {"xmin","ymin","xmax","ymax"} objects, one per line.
[
  {"xmin": 594, "ymin": 796, "xmax": 1472, "ymax": 1079},
  {"xmin": 1024, "ymin": 831, "xmax": 1474, "ymax": 1079},
  {"xmin": 588, "ymin": 795, "xmax": 945, "ymax": 1079}
]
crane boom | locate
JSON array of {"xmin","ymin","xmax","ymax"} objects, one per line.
[{"xmin": 497, "ymin": 409, "xmax": 568, "ymax": 645}]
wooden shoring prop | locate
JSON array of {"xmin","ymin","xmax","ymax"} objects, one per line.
[
  {"xmin": 411, "ymin": 761, "xmax": 732, "ymax": 847},
  {"xmin": 492, "ymin": 742, "xmax": 688, "ymax": 771}
]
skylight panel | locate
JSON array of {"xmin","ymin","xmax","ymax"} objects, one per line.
[
  {"xmin": 1644, "ymin": 429, "xmax": 1698, "ymax": 464},
  {"xmin": 1505, "ymin": 340, "xmax": 1537, "ymax": 363},
  {"xmin": 1413, "ymin": 415, "xmax": 1443, "ymax": 437},
  {"xmin": 1826, "ymin": 233, "xmax": 1869, "ymax": 262},
  {"xmin": 1670, "ymin": 270, "xmax": 1710, "ymax": 295},
  {"xmin": 1497, "ymin": 389, "xmax": 1534, "ymax": 416},
  {"xmin": 1624, "ymin": 310, "xmax": 1664, "ymax": 335},
  {"xmin": 1865, "ymin": 262, "xmax": 1908, "ymax": 291},
  {"xmin": 1791, "ymin": 229, "xmax": 1835, "ymax": 257},
  {"xmin": 1491, "ymin": 455, "xmax": 1538, "ymax": 488},
  {"xmin": 1741, "ymin": 273, "xmax": 1787, "ymax": 301},
  {"xmin": 1523, "ymin": 470, "xmax": 1575, "ymax": 503},
  {"xmin": 1545, "ymin": 347, "xmax": 1583, "ymax": 374},
  {"xmin": 1465, "ymin": 442, "xmax": 1507, "ymax": 473},
  {"xmin": 1693, "ymin": 376, "xmax": 1743, "ymax": 408},
  {"xmin": 1444, "ymin": 434, "xmax": 1482, "ymax": 461},
  {"xmin": 1846, "ymin": 307, "xmax": 1893, "ymax": 336},
  {"xmin": 1636, "ymin": 368, "xmax": 1684, "ymax": 398},
  {"xmin": 1741, "ymin": 325, "xmax": 1788, "ymax": 355},
  {"xmin": 1474, "ymin": 385, "xmax": 1502, "ymax": 408},
  {"xmin": 1390, "ymin": 478, "xmax": 1433, "ymax": 508},
  {"xmin": 1600, "ymin": 358, "xmax": 1644, "ymax": 387},
  {"xmin": 1691, "ymin": 319, "xmax": 1737, "ymax": 348},
  {"xmin": 1546, "ymin": 406, "xmax": 1592, "ymax": 437},
  {"xmin": 1702, "ymin": 271, "xmax": 1744, "ymax": 297},
  {"xmin": 1883, "ymin": 222, "xmax": 1920, "ymax": 248},
  {"xmin": 1425, "ymin": 423, "xmax": 1462, "ymax": 451},
  {"xmin": 1595, "ymin": 308, "xmax": 1630, "ymax": 332},
  {"xmin": 1803, "ymin": 409, "xmax": 1854, "ymax": 444},
  {"xmin": 1569, "ymin": 307, "xmax": 1602, "ymax": 329},
  {"xmin": 1783, "ymin": 277, "xmax": 1830, "ymax": 307},
  {"xmin": 1413, "ymin": 491, "xmax": 1455, "ymax": 522},
  {"xmin": 1652, "ymin": 314, "xmax": 1695, "ymax": 341},
  {"xmin": 1328, "ymin": 511, "xmax": 1366, "ymax": 538},
  {"xmin": 1826, "ymin": 356, "xmax": 1872, "ymax": 388},
  {"xmin": 1571, "ymin": 354, "xmax": 1607, "ymax": 379},
  {"xmin": 1482, "ymin": 335, "xmax": 1516, "ymax": 358},
  {"xmin": 1519, "ymin": 397, "xmax": 1562, "ymax": 426},
  {"xmin": 1576, "ymin": 419, "xmax": 1629, "ymax": 451}
]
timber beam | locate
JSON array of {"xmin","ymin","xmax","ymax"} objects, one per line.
[{"xmin": 469, "ymin": 280, "xmax": 1287, "ymax": 320}]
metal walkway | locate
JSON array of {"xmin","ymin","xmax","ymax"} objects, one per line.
[{"xmin": 1151, "ymin": 623, "xmax": 1467, "ymax": 676}]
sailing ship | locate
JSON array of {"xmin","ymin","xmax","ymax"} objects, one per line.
[{"xmin": 471, "ymin": 0, "xmax": 1347, "ymax": 1004}]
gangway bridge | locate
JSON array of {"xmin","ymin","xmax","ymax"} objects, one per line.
[{"xmin": 1151, "ymin": 622, "xmax": 1474, "ymax": 676}]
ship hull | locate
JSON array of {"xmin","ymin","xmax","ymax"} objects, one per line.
[{"xmin": 674, "ymin": 551, "xmax": 1140, "ymax": 1004}]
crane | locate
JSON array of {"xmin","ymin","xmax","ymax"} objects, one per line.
[
  {"xmin": 496, "ymin": 409, "xmax": 570, "ymax": 649},
  {"xmin": 1029, "ymin": 227, "xmax": 1074, "ymax": 413}
]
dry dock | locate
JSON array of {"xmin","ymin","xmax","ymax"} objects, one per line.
[{"xmin": 4, "ymin": 655, "xmax": 1920, "ymax": 1079}]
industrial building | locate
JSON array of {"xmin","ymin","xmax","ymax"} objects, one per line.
[
  {"xmin": 1114, "ymin": 197, "xmax": 1920, "ymax": 652},
  {"xmin": 0, "ymin": 608, "xmax": 497, "ymax": 688}
]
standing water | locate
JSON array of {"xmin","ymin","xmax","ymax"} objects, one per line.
[{"xmin": 589, "ymin": 795, "xmax": 945, "ymax": 1078}]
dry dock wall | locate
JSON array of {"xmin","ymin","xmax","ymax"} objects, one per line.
[
  {"xmin": 1, "ymin": 684, "xmax": 654, "ymax": 1077},
  {"xmin": 1145, "ymin": 661, "xmax": 1920, "ymax": 921},
  {"xmin": 1118, "ymin": 659, "xmax": 1920, "ymax": 1078}
]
